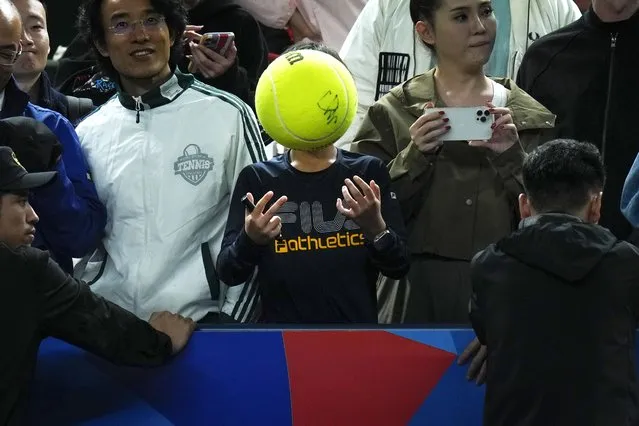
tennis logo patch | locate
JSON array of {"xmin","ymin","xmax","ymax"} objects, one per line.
[{"xmin": 174, "ymin": 144, "xmax": 214, "ymax": 186}]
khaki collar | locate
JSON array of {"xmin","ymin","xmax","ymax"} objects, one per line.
[{"xmin": 392, "ymin": 69, "xmax": 555, "ymax": 131}]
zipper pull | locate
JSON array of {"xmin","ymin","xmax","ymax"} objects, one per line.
[
  {"xmin": 133, "ymin": 96, "xmax": 142, "ymax": 123},
  {"xmin": 611, "ymin": 32, "xmax": 618, "ymax": 48}
]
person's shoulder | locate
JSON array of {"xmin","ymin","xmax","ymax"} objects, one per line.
[
  {"xmin": 75, "ymin": 97, "xmax": 122, "ymax": 133},
  {"xmin": 606, "ymin": 240, "xmax": 639, "ymax": 263},
  {"xmin": 25, "ymin": 102, "xmax": 72, "ymax": 129},
  {"xmin": 240, "ymin": 155, "xmax": 288, "ymax": 179},
  {"xmin": 470, "ymin": 243, "xmax": 510, "ymax": 275},
  {"xmin": 340, "ymin": 149, "xmax": 386, "ymax": 171},
  {"xmin": 0, "ymin": 243, "xmax": 48, "ymax": 270},
  {"xmin": 187, "ymin": 79, "xmax": 253, "ymax": 115},
  {"xmin": 76, "ymin": 97, "xmax": 115, "ymax": 123},
  {"xmin": 595, "ymin": 239, "xmax": 639, "ymax": 283},
  {"xmin": 523, "ymin": 16, "xmax": 587, "ymax": 63}
]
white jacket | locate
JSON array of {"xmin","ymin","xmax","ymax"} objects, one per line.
[
  {"xmin": 336, "ymin": 0, "xmax": 581, "ymax": 148},
  {"xmin": 75, "ymin": 71, "xmax": 266, "ymax": 322}
]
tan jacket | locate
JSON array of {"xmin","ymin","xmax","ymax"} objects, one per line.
[{"xmin": 351, "ymin": 70, "xmax": 555, "ymax": 261}]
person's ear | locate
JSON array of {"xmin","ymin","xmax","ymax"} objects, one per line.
[
  {"xmin": 95, "ymin": 40, "xmax": 109, "ymax": 58},
  {"xmin": 415, "ymin": 20, "xmax": 436, "ymax": 48},
  {"xmin": 518, "ymin": 193, "xmax": 532, "ymax": 219},
  {"xmin": 587, "ymin": 191, "xmax": 603, "ymax": 224}
]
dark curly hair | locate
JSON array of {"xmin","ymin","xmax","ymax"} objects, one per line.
[{"xmin": 77, "ymin": 0, "xmax": 187, "ymax": 79}]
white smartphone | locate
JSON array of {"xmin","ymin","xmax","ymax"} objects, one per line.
[{"xmin": 436, "ymin": 107, "xmax": 494, "ymax": 141}]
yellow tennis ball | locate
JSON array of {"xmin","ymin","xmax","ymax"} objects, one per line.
[{"xmin": 255, "ymin": 49, "xmax": 358, "ymax": 150}]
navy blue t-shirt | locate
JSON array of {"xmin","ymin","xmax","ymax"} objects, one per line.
[{"xmin": 217, "ymin": 149, "xmax": 409, "ymax": 323}]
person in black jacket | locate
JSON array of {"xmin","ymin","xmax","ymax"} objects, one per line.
[
  {"xmin": 182, "ymin": 0, "xmax": 268, "ymax": 108},
  {"xmin": 470, "ymin": 139, "xmax": 639, "ymax": 426},
  {"xmin": 0, "ymin": 145, "xmax": 196, "ymax": 426},
  {"xmin": 516, "ymin": 0, "xmax": 639, "ymax": 241}
]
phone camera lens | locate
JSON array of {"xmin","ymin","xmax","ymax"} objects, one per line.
[
  {"xmin": 484, "ymin": 110, "xmax": 490, "ymax": 116},
  {"xmin": 476, "ymin": 110, "xmax": 482, "ymax": 116},
  {"xmin": 480, "ymin": 116, "xmax": 487, "ymax": 122}
]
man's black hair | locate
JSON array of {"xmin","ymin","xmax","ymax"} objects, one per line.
[
  {"xmin": 522, "ymin": 139, "xmax": 606, "ymax": 214},
  {"xmin": 77, "ymin": 0, "xmax": 187, "ymax": 80}
]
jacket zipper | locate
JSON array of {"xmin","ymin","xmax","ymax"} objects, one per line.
[
  {"xmin": 133, "ymin": 96, "xmax": 142, "ymax": 123},
  {"xmin": 601, "ymin": 32, "xmax": 617, "ymax": 163}
]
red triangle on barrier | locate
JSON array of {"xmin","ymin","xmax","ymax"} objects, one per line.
[{"xmin": 283, "ymin": 330, "xmax": 456, "ymax": 426}]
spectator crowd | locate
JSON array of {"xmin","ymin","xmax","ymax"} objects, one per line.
[{"xmin": 3, "ymin": 0, "xmax": 639, "ymax": 425}]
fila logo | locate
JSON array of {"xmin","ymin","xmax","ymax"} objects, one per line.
[{"xmin": 278, "ymin": 201, "xmax": 360, "ymax": 234}]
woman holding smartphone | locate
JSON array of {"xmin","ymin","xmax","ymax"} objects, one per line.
[{"xmin": 351, "ymin": 0, "xmax": 555, "ymax": 326}]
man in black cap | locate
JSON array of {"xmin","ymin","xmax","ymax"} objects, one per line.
[{"xmin": 0, "ymin": 147, "xmax": 196, "ymax": 426}]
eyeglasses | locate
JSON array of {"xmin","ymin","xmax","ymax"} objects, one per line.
[
  {"xmin": 0, "ymin": 44, "xmax": 22, "ymax": 66},
  {"xmin": 107, "ymin": 14, "xmax": 166, "ymax": 36}
]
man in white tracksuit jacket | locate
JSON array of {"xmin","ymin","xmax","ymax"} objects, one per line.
[
  {"xmin": 73, "ymin": 0, "xmax": 266, "ymax": 322},
  {"xmin": 336, "ymin": 0, "xmax": 581, "ymax": 149}
]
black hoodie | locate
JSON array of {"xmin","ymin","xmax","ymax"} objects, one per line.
[{"xmin": 470, "ymin": 213, "xmax": 639, "ymax": 426}]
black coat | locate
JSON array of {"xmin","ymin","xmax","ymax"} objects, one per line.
[
  {"xmin": 517, "ymin": 8, "xmax": 639, "ymax": 240},
  {"xmin": 0, "ymin": 244, "xmax": 172, "ymax": 426},
  {"xmin": 471, "ymin": 214, "xmax": 639, "ymax": 426}
]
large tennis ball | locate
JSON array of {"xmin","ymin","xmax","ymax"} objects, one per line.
[{"xmin": 255, "ymin": 50, "xmax": 358, "ymax": 150}]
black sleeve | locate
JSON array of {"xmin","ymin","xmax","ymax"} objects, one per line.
[
  {"xmin": 217, "ymin": 165, "xmax": 268, "ymax": 286},
  {"xmin": 469, "ymin": 250, "xmax": 488, "ymax": 345},
  {"xmin": 515, "ymin": 45, "xmax": 540, "ymax": 94},
  {"xmin": 364, "ymin": 159, "xmax": 410, "ymax": 279},
  {"xmin": 232, "ymin": 12, "xmax": 269, "ymax": 92},
  {"xmin": 33, "ymin": 249, "xmax": 172, "ymax": 366},
  {"xmin": 515, "ymin": 54, "xmax": 528, "ymax": 89}
]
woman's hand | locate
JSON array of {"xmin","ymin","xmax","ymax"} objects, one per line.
[
  {"xmin": 469, "ymin": 102, "xmax": 519, "ymax": 154},
  {"xmin": 183, "ymin": 25, "xmax": 237, "ymax": 79},
  {"xmin": 409, "ymin": 102, "xmax": 450, "ymax": 154}
]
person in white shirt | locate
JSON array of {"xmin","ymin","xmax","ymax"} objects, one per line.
[{"xmin": 73, "ymin": 0, "xmax": 266, "ymax": 323}]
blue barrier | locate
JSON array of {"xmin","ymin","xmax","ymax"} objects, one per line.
[{"xmin": 30, "ymin": 328, "xmax": 486, "ymax": 425}]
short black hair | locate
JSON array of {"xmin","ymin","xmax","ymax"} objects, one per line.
[
  {"xmin": 409, "ymin": 0, "xmax": 443, "ymax": 51},
  {"xmin": 283, "ymin": 41, "xmax": 346, "ymax": 67},
  {"xmin": 77, "ymin": 0, "xmax": 187, "ymax": 80},
  {"xmin": 522, "ymin": 139, "xmax": 606, "ymax": 214}
]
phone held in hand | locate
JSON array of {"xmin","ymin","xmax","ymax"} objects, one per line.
[
  {"xmin": 436, "ymin": 107, "xmax": 495, "ymax": 142},
  {"xmin": 200, "ymin": 32, "xmax": 235, "ymax": 55}
]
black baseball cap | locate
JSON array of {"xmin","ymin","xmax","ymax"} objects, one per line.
[
  {"xmin": 0, "ymin": 117, "xmax": 62, "ymax": 173},
  {"xmin": 0, "ymin": 146, "xmax": 56, "ymax": 191}
]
